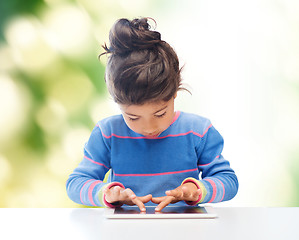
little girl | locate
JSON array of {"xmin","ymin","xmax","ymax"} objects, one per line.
[{"xmin": 66, "ymin": 17, "xmax": 238, "ymax": 212}]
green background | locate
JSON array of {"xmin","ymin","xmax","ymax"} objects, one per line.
[{"xmin": 0, "ymin": 0, "xmax": 298, "ymax": 207}]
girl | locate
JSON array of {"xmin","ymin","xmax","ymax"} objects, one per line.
[{"xmin": 66, "ymin": 17, "xmax": 238, "ymax": 212}]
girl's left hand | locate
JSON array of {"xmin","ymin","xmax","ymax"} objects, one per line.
[{"xmin": 151, "ymin": 182, "xmax": 201, "ymax": 211}]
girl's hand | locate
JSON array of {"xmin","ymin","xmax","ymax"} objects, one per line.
[
  {"xmin": 151, "ymin": 182, "xmax": 201, "ymax": 211},
  {"xmin": 104, "ymin": 186, "xmax": 152, "ymax": 212}
]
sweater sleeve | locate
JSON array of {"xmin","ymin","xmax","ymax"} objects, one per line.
[
  {"xmin": 195, "ymin": 125, "xmax": 239, "ymax": 204},
  {"xmin": 66, "ymin": 124, "xmax": 124, "ymax": 207}
]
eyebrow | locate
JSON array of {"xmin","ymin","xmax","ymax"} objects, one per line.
[{"xmin": 125, "ymin": 105, "xmax": 168, "ymax": 117}]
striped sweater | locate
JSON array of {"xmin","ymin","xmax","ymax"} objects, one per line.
[{"xmin": 66, "ymin": 111, "xmax": 238, "ymax": 207}]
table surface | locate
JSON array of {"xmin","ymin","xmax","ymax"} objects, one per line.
[{"xmin": 0, "ymin": 207, "xmax": 298, "ymax": 240}]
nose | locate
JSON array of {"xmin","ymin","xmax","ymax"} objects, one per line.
[{"xmin": 142, "ymin": 121, "xmax": 157, "ymax": 136}]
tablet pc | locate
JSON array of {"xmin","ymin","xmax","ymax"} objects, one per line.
[{"xmin": 104, "ymin": 205, "xmax": 217, "ymax": 219}]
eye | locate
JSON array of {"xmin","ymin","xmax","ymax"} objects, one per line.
[
  {"xmin": 155, "ymin": 112, "xmax": 166, "ymax": 118},
  {"xmin": 128, "ymin": 117, "xmax": 139, "ymax": 121}
]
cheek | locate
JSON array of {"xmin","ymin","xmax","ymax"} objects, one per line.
[
  {"xmin": 124, "ymin": 119, "xmax": 140, "ymax": 132},
  {"xmin": 160, "ymin": 115, "xmax": 174, "ymax": 130}
]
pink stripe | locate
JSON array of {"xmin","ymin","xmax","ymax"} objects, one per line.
[
  {"xmin": 205, "ymin": 179, "xmax": 217, "ymax": 203},
  {"xmin": 101, "ymin": 124, "xmax": 213, "ymax": 140},
  {"xmin": 80, "ymin": 179, "xmax": 94, "ymax": 204},
  {"xmin": 198, "ymin": 163, "xmax": 211, "ymax": 167},
  {"xmin": 114, "ymin": 168, "xmax": 198, "ymax": 177},
  {"xmin": 193, "ymin": 124, "xmax": 213, "ymax": 137},
  {"xmin": 88, "ymin": 180, "xmax": 102, "ymax": 206},
  {"xmin": 198, "ymin": 155, "xmax": 220, "ymax": 167},
  {"xmin": 219, "ymin": 180, "xmax": 225, "ymax": 202},
  {"xmin": 84, "ymin": 156, "xmax": 109, "ymax": 169}
]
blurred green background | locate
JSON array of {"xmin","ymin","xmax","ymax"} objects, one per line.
[{"xmin": 0, "ymin": 0, "xmax": 298, "ymax": 207}]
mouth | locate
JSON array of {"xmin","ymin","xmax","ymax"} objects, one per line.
[{"xmin": 144, "ymin": 132, "xmax": 160, "ymax": 138}]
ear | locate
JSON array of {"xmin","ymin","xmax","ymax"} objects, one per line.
[{"xmin": 173, "ymin": 92, "xmax": 178, "ymax": 99}]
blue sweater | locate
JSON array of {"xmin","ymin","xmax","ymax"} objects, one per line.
[{"xmin": 66, "ymin": 112, "xmax": 238, "ymax": 207}]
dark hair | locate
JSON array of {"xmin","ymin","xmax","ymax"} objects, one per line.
[{"xmin": 99, "ymin": 17, "xmax": 187, "ymax": 105}]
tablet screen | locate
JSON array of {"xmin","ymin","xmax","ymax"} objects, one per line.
[
  {"xmin": 114, "ymin": 206, "xmax": 207, "ymax": 214},
  {"xmin": 105, "ymin": 205, "xmax": 217, "ymax": 219}
]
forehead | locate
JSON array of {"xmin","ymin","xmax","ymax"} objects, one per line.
[{"xmin": 119, "ymin": 100, "xmax": 170, "ymax": 115}]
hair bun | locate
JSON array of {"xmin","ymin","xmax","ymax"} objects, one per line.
[{"xmin": 103, "ymin": 17, "xmax": 162, "ymax": 55}]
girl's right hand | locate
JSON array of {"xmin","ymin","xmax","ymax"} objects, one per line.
[{"xmin": 103, "ymin": 186, "xmax": 152, "ymax": 212}]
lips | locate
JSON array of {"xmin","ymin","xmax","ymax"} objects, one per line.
[{"xmin": 145, "ymin": 133, "xmax": 160, "ymax": 138}]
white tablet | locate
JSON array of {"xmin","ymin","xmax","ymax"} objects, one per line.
[{"xmin": 104, "ymin": 205, "xmax": 217, "ymax": 219}]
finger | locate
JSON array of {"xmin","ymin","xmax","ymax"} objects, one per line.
[
  {"xmin": 155, "ymin": 196, "xmax": 174, "ymax": 212},
  {"xmin": 166, "ymin": 189, "xmax": 183, "ymax": 199},
  {"xmin": 131, "ymin": 197, "xmax": 146, "ymax": 212},
  {"xmin": 104, "ymin": 186, "xmax": 122, "ymax": 203},
  {"xmin": 120, "ymin": 189, "xmax": 146, "ymax": 212},
  {"xmin": 138, "ymin": 194, "xmax": 152, "ymax": 204},
  {"xmin": 151, "ymin": 196, "xmax": 167, "ymax": 204},
  {"xmin": 120, "ymin": 188, "xmax": 136, "ymax": 201},
  {"xmin": 123, "ymin": 189, "xmax": 146, "ymax": 212},
  {"xmin": 194, "ymin": 189, "xmax": 202, "ymax": 200},
  {"xmin": 186, "ymin": 190, "xmax": 201, "ymax": 202},
  {"xmin": 183, "ymin": 187, "xmax": 202, "ymax": 201},
  {"xmin": 181, "ymin": 186, "xmax": 193, "ymax": 198},
  {"xmin": 103, "ymin": 188, "xmax": 111, "ymax": 202}
]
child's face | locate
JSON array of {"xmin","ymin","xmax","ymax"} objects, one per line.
[{"xmin": 119, "ymin": 98, "xmax": 176, "ymax": 138}]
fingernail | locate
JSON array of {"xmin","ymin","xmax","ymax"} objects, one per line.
[
  {"xmin": 141, "ymin": 208, "xmax": 146, "ymax": 212},
  {"xmin": 155, "ymin": 208, "xmax": 159, "ymax": 211}
]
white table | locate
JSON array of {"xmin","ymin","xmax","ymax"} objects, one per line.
[{"xmin": 0, "ymin": 207, "xmax": 298, "ymax": 240}]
